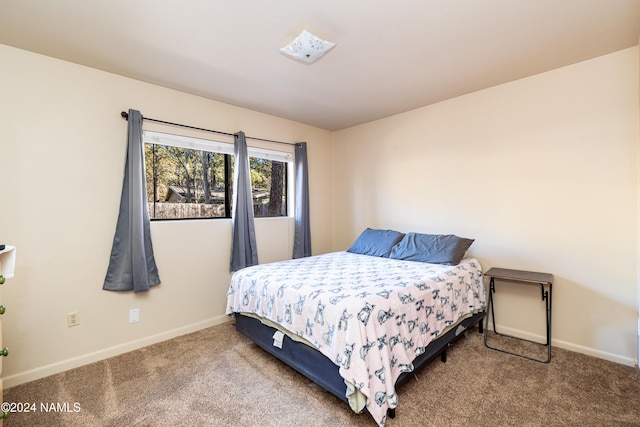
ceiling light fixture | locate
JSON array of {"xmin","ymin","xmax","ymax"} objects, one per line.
[{"xmin": 280, "ymin": 29, "xmax": 336, "ymax": 64}]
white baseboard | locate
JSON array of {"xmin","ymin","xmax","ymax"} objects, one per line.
[
  {"xmin": 6, "ymin": 317, "xmax": 636, "ymax": 389},
  {"xmin": 4, "ymin": 315, "xmax": 232, "ymax": 389},
  {"xmin": 485, "ymin": 322, "xmax": 637, "ymax": 367}
]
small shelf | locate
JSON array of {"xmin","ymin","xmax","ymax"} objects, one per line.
[{"xmin": 0, "ymin": 246, "xmax": 16, "ymax": 279}]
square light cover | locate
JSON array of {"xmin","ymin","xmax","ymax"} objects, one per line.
[{"xmin": 280, "ymin": 29, "xmax": 336, "ymax": 63}]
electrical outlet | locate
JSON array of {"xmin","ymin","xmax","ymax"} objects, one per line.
[
  {"xmin": 129, "ymin": 308, "xmax": 140, "ymax": 323},
  {"xmin": 67, "ymin": 311, "xmax": 80, "ymax": 327}
]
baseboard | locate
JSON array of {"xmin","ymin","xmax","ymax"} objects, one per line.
[
  {"xmin": 485, "ymin": 322, "xmax": 637, "ymax": 367},
  {"xmin": 3, "ymin": 315, "xmax": 232, "ymax": 389},
  {"xmin": 6, "ymin": 317, "xmax": 636, "ymax": 389}
]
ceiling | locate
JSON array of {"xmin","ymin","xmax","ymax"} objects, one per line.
[{"xmin": 1, "ymin": 0, "xmax": 639, "ymax": 131}]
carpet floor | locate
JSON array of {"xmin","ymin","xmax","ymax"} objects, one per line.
[{"xmin": 4, "ymin": 321, "xmax": 640, "ymax": 426}]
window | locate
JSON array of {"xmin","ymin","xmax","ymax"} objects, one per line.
[{"xmin": 143, "ymin": 131, "xmax": 292, "ymax": 220}]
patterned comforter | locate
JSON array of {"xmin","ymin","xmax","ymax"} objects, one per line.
[{"xmin": 226, "ymin": 251, "xmax": 486, "ymax": 426}]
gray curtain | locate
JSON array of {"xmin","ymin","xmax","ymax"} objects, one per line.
[
  {"xmin": 230, "ymin": 131, "xmax": 259, "ymax": 271},
  {"xmin": 104, "ymin": 109, "xmax": 161, "ymax": 292},
  {"xmin": 293, "ymin": 142, "xmax": 312, "ymax": 258}
]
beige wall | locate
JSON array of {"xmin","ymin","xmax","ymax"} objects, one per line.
[
  {"xmin": 333, "ymin": 47, "xmax": 639, "ymax": 365},
  {"xmin": 0, "ymin": 44, "xmax": 333, "ymax": 387}
]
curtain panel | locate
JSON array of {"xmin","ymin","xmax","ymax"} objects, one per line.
[
  {"xmin": 230, "ymin": 131, "xmax": 259, "ymax": 271},
  {"xmin": 103, "ymin": 109, "xmax": 161, "ymax": 292},
  {"xmin": 293, "ymin": 142, "xmax": 312, "ymax": 258}
]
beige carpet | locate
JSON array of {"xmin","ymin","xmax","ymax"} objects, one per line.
[{"xmin": 4, "ymin": 321, "xmax": 640, "ymax": 427}]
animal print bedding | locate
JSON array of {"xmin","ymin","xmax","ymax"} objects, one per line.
[{"xmin": 226, "ymin": 251, "xmax": 486, "ymax": 427}]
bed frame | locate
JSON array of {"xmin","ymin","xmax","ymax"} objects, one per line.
[{"xmin": 234, "ymin": 310, "xmax": 485, "ymax": 418}]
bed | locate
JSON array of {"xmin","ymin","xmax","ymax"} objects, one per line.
[{"xmin": 226, "ymin": 230, "xmax": 487, "ymax": 426}]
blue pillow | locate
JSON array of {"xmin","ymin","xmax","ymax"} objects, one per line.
[
  {"xmin": 347, "ymin": 228, "xmax": 405, "ymax": 257},
  {"xmin": 388, "ymin": 233, "xmax": 474, "ymax": 265}
]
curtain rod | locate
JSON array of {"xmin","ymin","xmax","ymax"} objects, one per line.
[{"xmin": 120, "ymin": 111, "xmax": 298, "ymax": 146}]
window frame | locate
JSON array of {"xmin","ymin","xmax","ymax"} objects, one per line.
[{"xmin": 143, "ymin": 130, "xmax": 294, "ymax": 221}]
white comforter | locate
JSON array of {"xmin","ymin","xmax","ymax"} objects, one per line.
[{"xmin": 226, "ymin": 251, "xmax": 486, "ymax": 427}]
